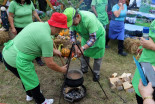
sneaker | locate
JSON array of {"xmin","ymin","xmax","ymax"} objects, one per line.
[
  {"xmin": 93, "ymin": 73, "xmax": 100, "ymax": 82},
  {"xmin": 26, "ymin": 95, "xmax": 33, "ymax": 102},
  {"xmin": 42, "ymin": 99, "xmax": 54, "ymax": 104}
]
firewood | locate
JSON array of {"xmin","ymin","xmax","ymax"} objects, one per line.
[
  {"xmin": 111, "ymin": 73, "xmax": 118, "ymax": 78},
  {"xmin": 109, "ymin": 78, "xmax": 119, "ymax": 85},
  {"xmin": 122, "ymin": 77, "xmax": 131, "ymax": 82},
  {"xmin": 120, "ymin": 73, "xmax": 127, "ymax": 79},
  {"xmin": 123, "ymin": 82, "xmax": 133, "ymax": 90},
  {"xmin": 117, "ymin": 85, "xmax": 123, "ymax": 91},
  {"xmin": 126, "ymin": 73, "xmax": 132, "ymax": 78},
  {"xmin": 115, "ymin": 80, "xmax": 123, "ymax": 86},
  {"xmin": 110, "ymin": 84, "xmax": 116, "ymax": 89},
  {"xmin": 65, "ymin": 87, "xmax": 72, "ymax": 93},
  {"xmin": 129, "ymin": 75, "xmax": 134, "ymax": 80}
]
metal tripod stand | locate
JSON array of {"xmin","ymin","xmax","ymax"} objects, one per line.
[{"xmin": 58, "ymin": 31, "xmax": 108, "ymax": 104}]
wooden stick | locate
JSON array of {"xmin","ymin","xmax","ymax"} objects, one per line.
[
  {"xmin": 53, "ymin": 41, "xmax": 65, "ymax": 66},
  {"xmin": 136, "ymin": 53, "xmax": 140, "ymax": 60}
]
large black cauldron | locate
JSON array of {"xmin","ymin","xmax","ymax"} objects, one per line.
[{"xmin": 65, "ymin": 70, "xmax": 84, "ymax": 87}]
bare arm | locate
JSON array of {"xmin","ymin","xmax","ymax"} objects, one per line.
[
  {"xmin": 113, "ymin": 3, "xmax": 123, "ymax": 17},
  {"xmin": 144, "ymin": 99, "xmax": 155, "ymax": 104},
  {"xmin": 44, "ymin": 57, "xmax": 67, "ymax": 73},
  {"xmin": 106, "ymin": 5, "xmax": 108, "ymax": 12},
  {"xmin": 53, "ymin": 48, "xmax": 61, "ymax": 56},
  {"xmin": 33, "ymin": 10, "xmax": 42, "ymax": 22},
  {"xmin": 92, "ymin": 5, "xmax": 98, "ymax": 17},
  {"xmin": 138, "ymin": 79, "xmax": 155, "ymax": 104},
  {"xmin": 8, "ymin": 12, "xmax": 17, "ymax": 35}
]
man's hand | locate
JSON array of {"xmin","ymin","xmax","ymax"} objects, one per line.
[
  {"xmin": 61, "ymin": 64, "xmax": 67, "ymax": 74},
  {"xmin": 119, "ymin": 3, "xmax": 123, "ymax": 9},
  {"xmin": 137, "ymin": 48, "xmax": 143, "ymax": 55},
  {"xmin": 140, "ymin": 37, "xmax": 155, "ymax": 50},
  {"xmin": 74, "ymin": 45, "xmax": 84, "ymax": 57},
  {"xmin": 44, "ymin": 57, "xmax": 67, "ymax": 73},
  {"xmin": 53, "ymin": 49, "xmax": 62, "ymax": 56},
  {"xmin": 12, "ymin": 28, "xmax": 17, "ymax": 35},
  {"xmin": 138, "ymin": 79, "xmax": 154, "ymax": 99}
]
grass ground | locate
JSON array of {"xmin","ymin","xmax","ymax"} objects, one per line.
[{"xmin": 0, "ymin": 40, "xmax": 138, "ymax": 104}]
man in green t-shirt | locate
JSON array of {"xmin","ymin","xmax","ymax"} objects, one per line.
[
  {"xmin": 63, "ymin": 7, "xmax": 105, "ymax": 82},
  {"xmin": 2, "ymin": 12, "xmax": 68, "ymax": 104}
]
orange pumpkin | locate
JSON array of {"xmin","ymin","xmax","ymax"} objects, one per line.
[
  {"xmin": 61, "ymin": 48, "xmax": 70, "ymax": 57},
  {"xmin": 59, "ymin": 32, "xmax": 63, "ymax": 36},
  {"xmin": 64, "ymin": 29, "xmax": 69, "ymax": 35}
]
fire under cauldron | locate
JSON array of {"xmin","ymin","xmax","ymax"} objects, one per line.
[{"xmin": 62, "ymin": 70, "xmax": 86, "ymax": 102}]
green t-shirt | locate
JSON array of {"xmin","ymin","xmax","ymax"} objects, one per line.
[
  {"xmin": 91, "ymin": 0, "xmax": 108, "ymax": 6},
  {"xmin": 3, "ymin": 22, "xmax": 53, "ymax": 67},
  {"xmin": 91, "ymin": 0, "xmax": 109, "ymax": 26},
  {"xmin": 8, "ymin": 1, "xmax": 35, "ymax": 28}
]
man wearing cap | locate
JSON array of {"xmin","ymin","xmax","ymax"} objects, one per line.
[
  {"xmin": 2, "ymin": 12, "xmax": 68, "ymax": 104},
  {"xmin": 63, "ymin": 7, "xmax": 105, "ymax": 82},
  {"xmin": 132, "ymin": 20, "xmax": 155, "ymax": 104}
]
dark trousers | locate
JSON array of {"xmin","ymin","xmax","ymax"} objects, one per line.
[
  {"xmin": 0, "ymin": 52, "xmax": 2, "ymax": 62},
  {"xmin": 118, "ymin": 40, "xmax": 124, "ymax": 53},
  {"xmin": 3, "ymin": 59, "xmax": 45, "ymax": 104},
  {"xmin": 136, "ymin": 94, "xmax": 143, "ymax": 104},
  {"xmin": 15, "ymin": 27, "xmax": 23, "ymax": 34},
  {"xmin": 105, "ymin": 25, "xmax": 110, "ymax": 46}
]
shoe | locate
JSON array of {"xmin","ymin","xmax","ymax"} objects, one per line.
[
  {"xmin": 42, "ymin": 99, "xmax": 54, "ymax": 104},
  {"xmin": 81, "ymin": 68, "xmax": 88, "ymax": 73},
  {"xmin": 37, "ymin": 60, "xmax": 45, "ymax": 66},
  {"xmin": 93, "ymin": 73, "xmax": 100, "ymax": 82},
  {"xmin": 26, "ymin": 95, "xmax": 33, "ymax": 102},
  {"xmin": 118, "ymin": 52, "xmax": 128, "ymax": 56}
]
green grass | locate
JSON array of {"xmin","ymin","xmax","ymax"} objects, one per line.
[{"xmin": 0, "ymin": 40, "xmax": 138, "ymax": 104}]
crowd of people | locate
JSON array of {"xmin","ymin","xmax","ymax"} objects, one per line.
[{"xmin": 0, "ymin": 0, "xmax": 155, "ymax": 104}]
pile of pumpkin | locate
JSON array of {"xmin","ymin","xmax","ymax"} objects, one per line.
[
  {"xmin": 54, "ymin": 29, "xmax": 71, "ymax": 51},
  {"xmin": 54, "ymin": 29, "xmax": 81, "ymax": 57},
  {"xmin": 54, "ymin": 29, "xmax": 71, "ymax": 57}
]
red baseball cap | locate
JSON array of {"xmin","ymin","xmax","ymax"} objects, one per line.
[{"xmin": 48, "ymin": 12, "xmax": 68, "ymax": 28}]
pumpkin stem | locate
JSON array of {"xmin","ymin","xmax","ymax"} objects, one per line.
[{"xmin": 58, "ymin": 44, "xmax": 63, "ymax": 51}]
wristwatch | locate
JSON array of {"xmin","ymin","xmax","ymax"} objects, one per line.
[{"xmin": 82, "ymin": 46, "xmax": 85, "ymax": 51}]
